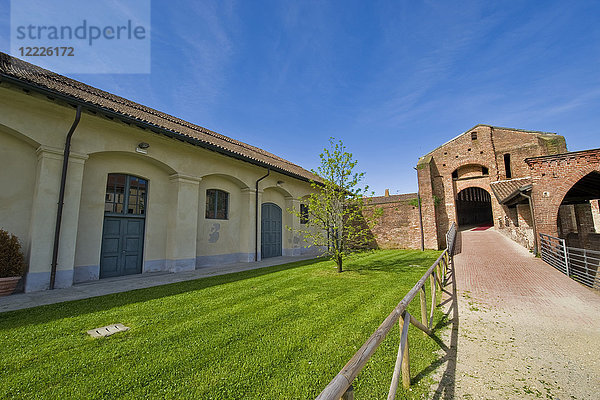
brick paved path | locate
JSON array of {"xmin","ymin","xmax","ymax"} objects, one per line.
[
  {"xmin": 454, "ymin": 228, "xmax": 600, "ymax": 326},
  {"xmin": 433, "ymin": 228, "xmax": 600, "ymax": 400}
]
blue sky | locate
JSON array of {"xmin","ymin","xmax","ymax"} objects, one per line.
[{"xmin": 2, "ymin": 1, "xmax": 600, "ymax": 195}]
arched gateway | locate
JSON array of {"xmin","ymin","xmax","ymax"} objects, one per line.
[
  {"xmin": 455, "ymin": 187, "xmax": 493, "ymax": 227},
  {"xmin": 555, "ymin": 171, "xmax": 600, "ymax": 250}
]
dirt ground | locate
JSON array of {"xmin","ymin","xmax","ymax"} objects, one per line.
[{"xmin": 430, "ymin": 229, "xmax": 600, "ymax": 400}]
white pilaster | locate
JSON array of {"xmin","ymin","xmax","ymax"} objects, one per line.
[
  {"xmin": 239, "ymin": 188, "xmax": 257, "ymax": 262},
  {"xmin": 166, "ymin": 173, "xmax": 201, "ymax": 272},
  {"xmin": 25, "ymin": 147, "xmax": 88, "ymax": 291}
]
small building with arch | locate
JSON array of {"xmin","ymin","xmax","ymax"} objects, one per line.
[
  {"xmin": 416, "ymin": 124, "xmax": 568, "ymax": 250},
  {"xmin": 369, "ymin": 124, "xmax": 600, "ymax": 254},
  {"xmin": 0, "ymin": 52, "xmax": 321, "ymax": 293}
]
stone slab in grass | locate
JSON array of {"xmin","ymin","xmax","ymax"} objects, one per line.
[{"xmin": 87, "ymin": 323, "xmax": 130, "ymax": 338}]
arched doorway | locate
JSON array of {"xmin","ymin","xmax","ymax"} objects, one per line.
[
  {"xmin": 455, "ymin": 187, "xmax": 493, "ymax": 227},
  {"xmin": 556, "ymin": 171, "xmax": 600, "ymax": 250},
  {"xmin": 261, "ymin": 203, "xmax": 282, "ymax": 258}
]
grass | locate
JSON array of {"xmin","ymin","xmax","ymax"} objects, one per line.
[{"xmin": 0, "ymin": 249, "xmax": 447, "ymax": 399}]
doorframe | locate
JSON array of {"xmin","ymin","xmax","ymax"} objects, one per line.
[
  {"xmin": 100, "ymin": 173, "xmax": 149, "ymax": 278},
  {"xmin": 261, "ymin": 202, "xmax": 283, "ymax": 259}
]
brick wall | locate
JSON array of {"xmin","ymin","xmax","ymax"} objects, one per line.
[
  {"xmin": 456, "ymin": 164, "xmax": 486, "ymax": 179},
  {"xmin": 526, "ymin": 149, "xmax": 600, "ymax": 238},
  {"xmin": 490, "ymin": 128, "xmax": 566, "ymax": 180},
  {"xmin": 556, "ymin": 203, "xmax": 600, "ymax": 250},
  {"xmin": 497, "ymin": 204, "xmax": 535, "ymax": 250},
  {"xmin": 591, "ymin": 200, "xmax": 600, "ymax": 232},
  {"xmin": 367, "ymin": 125, "xmax": 573, "ymax": 252},
  {"xmin": 364, "ymin": 193, "xmax": 422, "ymax": 249},
  {"xmin": 557, "ymin": 204, "xmax": 578, "ymax": 237},
  {"xmin": 417, "ymin": 125, "xmax": 564, "ymax": 250},
  {"xmin": 416, "ymin": 156, "xmax": 439, "ymax": 249}
]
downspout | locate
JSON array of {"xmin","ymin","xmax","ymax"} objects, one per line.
[
  {"xmin": 255, "ymin": 168, "xmax": 270, "ymax": 261},
  {"xmin": 521, "ymin": 192, "xmax": 539, "ymax": 255},
  {"xmin": 489, "ymin": 126, "xmax": 500, "ymax": 180},
  {"xmin": 50, "ymin": 105, "xmax": 82, "ymax": 289},
  {"xmin": 417, "ymin": 195, "xmax": 425, "ymax": 251}
]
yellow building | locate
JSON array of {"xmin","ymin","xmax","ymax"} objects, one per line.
[{"xmin": 0, "ymin": 52, "xmax": 320, "ymax": 292}]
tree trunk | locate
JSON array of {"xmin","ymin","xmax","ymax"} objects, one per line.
[{"xmin": 336, "ymin": 254, "xmax": 343, "ymax": 273}]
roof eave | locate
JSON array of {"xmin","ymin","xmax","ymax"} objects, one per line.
[
  {"xmin": 0, "ymin": 72, "xmax": 316, "ymax": 184},
  {"xmin": 497, "ymin": 184, "xmax": 533, "ymax": 205}
]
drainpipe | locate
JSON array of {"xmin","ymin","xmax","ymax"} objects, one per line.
[
  {"xmin": 255, "ymin": 168, "xmax": 270, "ymax": 261},
  {"xmin": 50, "ymin": 105, "xmax": 82, "ymax": 289},
  {"xmin": 489, "ymin": 126, "xmax": 500, "ymax": 180},
  {"xmin": 417, "ymin": 195, "xmax": 425, "ymax": 251},
  {"xmin": 521, "ymin": 192, "xmax": 539, "ymax": 255}
]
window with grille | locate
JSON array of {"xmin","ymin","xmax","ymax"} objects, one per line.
[
  {"xmin": 300, "ymin": 204, "xmax": 309, "ymax": 224},
  {"xmin": 104, "ymin": 174, "xmax": 147, "ymax": 215},
  {"xmin": 206, "ymin": 189, "xmax": 229, "ymax": 219}
]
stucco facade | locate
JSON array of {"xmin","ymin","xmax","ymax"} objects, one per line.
[{"xmin": 0, "ymin": 68, "xmax": 320, "ymax": 293}]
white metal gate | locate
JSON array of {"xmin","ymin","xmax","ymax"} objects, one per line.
[{"xmin": 539, "ymin": 233, "xmax": 600, "ymax": 289}]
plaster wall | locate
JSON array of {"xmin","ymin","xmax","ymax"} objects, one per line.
[
  {"xmin": 197, "ymin": 175, "xmax": 246, "ymax": 262},
  {"xmin": 74, "ymin": 152, "xmax": 172, "ymax": 281},
  {"xmin": 0, "ymin": 127, "xmax": 37, "ymax": 255},
  {"xmin": 0, "ymin": 85, "xmax": 318, "ymax": 291}
]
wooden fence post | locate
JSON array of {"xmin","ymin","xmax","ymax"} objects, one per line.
[
  {"xmin": 341, "ymin": 385, "xmax": 354, "ymax": 400},
  {"xmin": 419, "ymin": 286, "xmax": 428, "ymax": 331},
  {"xmin": 399, "ymin": 313, "xmax": 411, "ymax": 389},
  {"xmin": 429, "ymin": 272, "xmax": 436, "ymax": 329},
  {"xmin": 442, "ymin": 252, "xmax": 448, "ymax": 285},
  {"xmin": 315, "ymin": 249, "xmax": 452, "ymax": 400},
  {"xmin": 388, "ymin": 312, "xmax": 411, "ymax": 400}
]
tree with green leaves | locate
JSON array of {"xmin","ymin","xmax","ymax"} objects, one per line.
[{"xmin": 291, "ymin": 138, "xmax": 381, "ymax": 272}]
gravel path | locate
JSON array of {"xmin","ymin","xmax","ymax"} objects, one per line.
[{"xmin": 431, "ymin": 228, "xmax": 600, "ymax": 400}]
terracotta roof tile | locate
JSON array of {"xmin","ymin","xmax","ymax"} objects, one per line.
[
  {"xmin": 490, "ymin": 177, "xmax": 532, "ymax": 204},
  {"xmin": 0, "ymin": 52, "xmax": 319, "ymax": 182}
]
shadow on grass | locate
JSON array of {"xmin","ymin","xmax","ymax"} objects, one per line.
[
  {"xmin": 409, "ymin": 255, "xmax": 459, "ymax": 399},
  {"xmin": 0, "ymin": 257, "xmax": 324, "ymax": 330},
  {"xmin": 344, "ymin": 250, "xmax": 442, "ymax": 274}
]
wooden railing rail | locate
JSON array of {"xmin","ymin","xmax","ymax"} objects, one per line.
[{"xmin": 316, "ymin": 223, "xmax": 457, "ymax": 400}]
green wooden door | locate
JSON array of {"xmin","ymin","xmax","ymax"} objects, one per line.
[
  {"xmin": 100, "ymin": 174, "xmax": 147, "ymax": 278},
  {"xmin": 100, "ymin": 217, "xmax": 145, "ymax": 278},
  {"xmin": 261, "ymin": 203, "xmax": 282, "ymax": 259}
]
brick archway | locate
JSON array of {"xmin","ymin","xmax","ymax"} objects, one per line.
[
  {"xmin": 455, "ymin": 186, "xmax": 493, "ymax": 227},
  {"xmin": 447, "ymin": 159, "xmax": 494, "ymax": 178},
  {"xmin": 526, "ymin": 149, "xmax": 600, "ymax": 237}
]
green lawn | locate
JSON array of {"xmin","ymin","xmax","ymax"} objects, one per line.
[{"xmin": 0, "ymin": 250, "xmax": 448, "ymax": 399}]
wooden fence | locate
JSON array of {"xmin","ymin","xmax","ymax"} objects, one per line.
[{"xmin": 316, "ymin": 223, "xmax": 457, "ymax": 400}]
